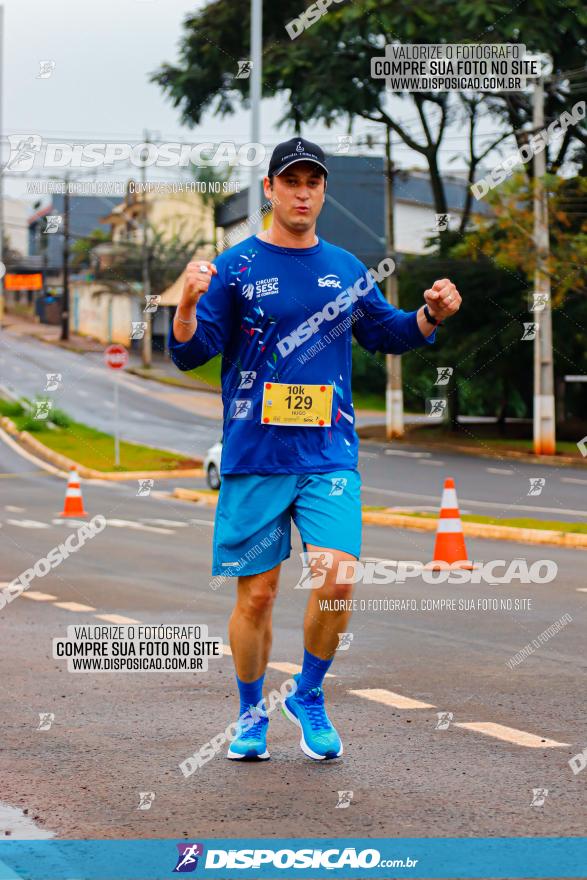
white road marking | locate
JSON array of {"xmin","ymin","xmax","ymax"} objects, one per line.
[
  {"xmin": 54, "ymin": 601, "xmax": 96, "ymax": 612},
  {"xmin": 453, "ymin": 721, "xmax": 570, "ymax": 748},
  {"xmin": 219, "ymin": 648, "xmax": 335, "ymax": 678},
  {"xmin": 561, "ymin": 477, "xmax": 587, "ymax": 485},
  {"xmin": 188, "ymin": 519, "xmax": 214, "ymax": 527},
  {"xmin": 6, "ymin": 519, "xmax": 50, "ymax": 529},
  {"xmin": 8, "ymin": 576, "xmax": 578, "ymax": 748},
  {"xmin": 94, "ymin": 613, "xmax": 141, "ymax": 624},
  {"xmin": 4, "ymin": 505, "xmax": 25, "ymax": 512},
  {"xmin": 349, "ymin": 688, "xmax": 436, "ymax": 709},
  {"xmin": 267, "ymin": 661, "xmax": 334, "ymax": 678},
  {"xmin": 384, "ymin": 449, "xmax": 432, "ymax": 458},
  {"xmin": 104, "ymin": 518, "xmax": 174, "ymax": 534},
  {"xmin": 576, "ymin": 588, "xmax": 587, "ymax": 593},
  {"xmin": 486, "ymin": 467, "xmax": 515, "ymax": 475},
  {"xmin": 361, "ymin": 557, "xmax": 402, "ymax": 565},
  {"xmin": 362, "ymin": 484, "xmax": 587, "ymax": 518},
  {"xmin": 52, "ymin": 518, "xmax": 91, "ymax": 528},
  {"xmin": 417, "ymin": 460, "xmax": 445, "ymax": 466},
  {"xmin": 139, "ymin": 518, "xmax": 189, "ymax": 527},
  {"xmin": 358, "ymin": 451, "xmax": 379, "ymax": 459}
]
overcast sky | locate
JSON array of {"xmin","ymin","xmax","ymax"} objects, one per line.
[{"xmin": 1, "ymin": 0, "xmax": 517, "ymax": 206}]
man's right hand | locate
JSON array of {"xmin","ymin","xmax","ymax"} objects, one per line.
[
  {"xmin": 173, "ymin": 260, "xmax": 219, "ymax": 341},
  {"xmin": 180, "ymin": 260, "xmax": 218, "ymax": 308}
]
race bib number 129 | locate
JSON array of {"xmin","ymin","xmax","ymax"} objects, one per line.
[{"xmin": 261, "ymin": 382, "xmax": 333, "ymax": 427}]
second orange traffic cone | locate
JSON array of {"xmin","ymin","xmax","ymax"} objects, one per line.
[
  {"xmin": 60, "ymin": 467, "xmax": 87, "ymax": 517},
  {"xmin": 427, "ymin": 477, "xmax": 474, "ymax": 570}
]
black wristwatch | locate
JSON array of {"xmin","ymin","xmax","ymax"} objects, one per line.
[{"xmin": 423, "ymin": 304, "xmax": 443, "ymax": 327}]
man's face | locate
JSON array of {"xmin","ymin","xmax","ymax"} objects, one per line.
[{"xmin": 265, "ymin": 161, "xmax": 326, "ymax": 233}]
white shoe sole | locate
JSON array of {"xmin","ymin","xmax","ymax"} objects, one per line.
[
  {"xmin": 226, "ymin": 746, "xmax": 270, "ymax": 761},
  {"xmin": 282, "ymin": 703, "xmax": 343, "ymax": 761}
]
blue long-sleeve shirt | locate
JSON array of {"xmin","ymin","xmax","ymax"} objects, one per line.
[{"xmin": 168, "ymin": 234, "xmax": 436, "ymax": 474}]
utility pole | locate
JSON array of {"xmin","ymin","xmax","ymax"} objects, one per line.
[
  {"xmin": 60, "ymin": 176, "xmax": 70, "ymax": 340},
  {"xmin": 532, "ymin": 69, "xmax": 555, "ymax": 454},
  {"xmin": 248, "ymin": 0, "xmax": 262, "ymax": 229},
  {"xmin": 141, "ymin": 131, "xmax": 152, "ymax": 368},
  {"xmin": 384, "ymin": 125, "xmax": 403, "ymax": 438}
]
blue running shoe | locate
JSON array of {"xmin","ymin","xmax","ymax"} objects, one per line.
[
  {"xmin": 282, "ymin": 673, "xmax": 343, "ymax": 760},
  {"xmin": 226, "ymin": 705, "xmax": 270, "ymax": 761}
]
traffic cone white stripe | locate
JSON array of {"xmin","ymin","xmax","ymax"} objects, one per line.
[
  {"xmin": 436, "ymin": 519, "xmax": 463, "ymax": 533},
  {"xmin": 441, "ymin": 488, "xmax": 458, "ymax": 507},
  {"xmin": 66, "ymin": 488, "xmax": 82, "ymax": 497}
]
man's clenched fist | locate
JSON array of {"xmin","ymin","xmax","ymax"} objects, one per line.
[
  {"xmin": 423, "ymin": 278, "xmax": 461, "ymax": 322},
  {"xmin": 173, "ymin": 260, "xmax": 219, "ymax": 341},
  {"xmin": 181, "ymin": 260, "xmax": 218, "ymax": 307}
]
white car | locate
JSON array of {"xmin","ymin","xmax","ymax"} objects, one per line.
[{"xmin": 203, "ymin": 440, "xmax": 222, "ymax": 489}]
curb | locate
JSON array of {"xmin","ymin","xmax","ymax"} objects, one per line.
[
  {"xmin": 171, "ymin": 488, "xmax": 587, "ymax": 550},
  {"xmin": 0, "ymin": 416, "xmax": 204, "ymax": 481},
  {"xmin": 361, "ymin": 510, "xmax": 587, "ymax": 550},
  {"xmin": 173, "ymin": 487, "xmax": 218, "ymax": 506},
  {"xmin": 356, "ymin": 426, "xmax": 587, "ymax": 469}
]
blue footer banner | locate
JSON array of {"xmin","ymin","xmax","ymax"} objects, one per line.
[{"xmin": 0, "ymin": 838, "xmax": 586, "ymax": 879}]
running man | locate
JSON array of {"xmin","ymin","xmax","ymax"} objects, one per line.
[{"xmin": 169, "ymin": 137, "xmax": 461, "ymax": 762}]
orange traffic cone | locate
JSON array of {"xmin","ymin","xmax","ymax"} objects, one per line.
[
  {"xmin": 426, "ymin": 477, "xmax": 475, "ymax": 570},
  {"xmin": 60, "ymin": 467, "xmax": 87, "ymax": 517}
]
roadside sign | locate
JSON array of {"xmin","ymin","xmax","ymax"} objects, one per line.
[
  {"xmin": 104, "ymin": 344, "xmax": 129, "ymax": 370},
  {"xmin": 104, "ymin": 345, "xmax": 128, "ymax": 467},
  {"xmin": 5, "ymin": 272, "xmax": 43, "ymax": 290}
]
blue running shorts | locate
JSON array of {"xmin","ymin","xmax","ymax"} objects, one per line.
[{"xmin": 212, "ymin": 469, "xmax": 362, "ymax": 577}]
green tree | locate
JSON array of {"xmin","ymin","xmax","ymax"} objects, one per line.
[
  {"xmin": 71, "ymin": 227, "xmax": 111, "ymax": 271},
  {"xmin": 399, "ymin": 252, "xmax": 533, "ymax": 430},
  {"xmin": 150, "ymin": 0, "xmax": 586, "ymax": 235}
]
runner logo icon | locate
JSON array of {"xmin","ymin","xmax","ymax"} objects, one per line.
[
  {"xmin": 329, "ymin": 477, "xmax": 347, "ymax": 496},
  {"xmin": 295, "ymin": 550, "xmax": 334, "ymax": 589},
  {"xmin": 238, "ymin": 370, "xmax": 256, "ymax": 389},
  {"xmin": 173, "ymin": 843, "xmax": 204, "ymax": 872},
  {"xmin": 231, "ymin": 399, "xmax": 253, "ymax": 419}
]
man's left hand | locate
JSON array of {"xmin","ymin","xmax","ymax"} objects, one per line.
[{"xmin": 424, "ymin": 278, "xmax": 462, "ymax": 322}]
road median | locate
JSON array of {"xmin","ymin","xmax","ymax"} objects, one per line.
[{"xmin": 0, "ymin": 415, "xmax": 203, "ymax": 481}]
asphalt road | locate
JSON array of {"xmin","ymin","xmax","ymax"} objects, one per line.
[
  {"xmin": 1, "ymin": 436, "xmax": 585, "ymax": 844},
  {"xmin": 0, "ymin": 331, "xmax": 223, "ymax": 458},
  {"xmin": 1, "ymin": 331, "xmax": 587, "ymax": 523}
]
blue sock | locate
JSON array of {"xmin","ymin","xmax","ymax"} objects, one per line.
[
  {"xmin": 236, "ymin": 673, "xmax": 265, "ymax": 718},
  {"xmin": 297, "ymin": 648, "xmax": 333, "ymax": 696}
]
